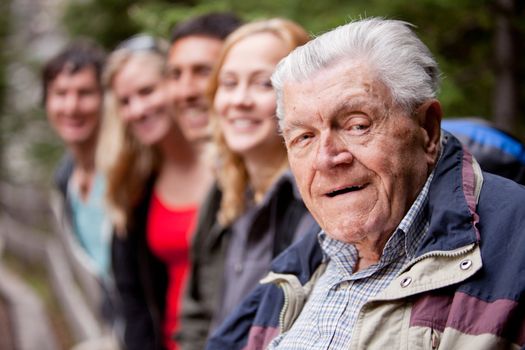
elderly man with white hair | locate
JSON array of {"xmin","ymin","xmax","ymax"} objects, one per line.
[{"xmin": 206, "ymin": 17, "xmax": 525, "ymax": 350}]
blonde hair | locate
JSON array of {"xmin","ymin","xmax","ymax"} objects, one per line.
[
  {"xmin": 97, "ymin": 45, "xmax": 167, "ymax": 235},
  {"xmin": 207, "ymin": 18, "xmax": 310, "ymax": 226}
]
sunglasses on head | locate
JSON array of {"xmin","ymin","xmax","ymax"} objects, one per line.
[{"xmin": 116, "ymin": 34, "xmax": 167, "ymax": 54}]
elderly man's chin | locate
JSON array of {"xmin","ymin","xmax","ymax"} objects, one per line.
[
  {"xmin": 320, "ymin": 215, "xmax": 383, "ymax": 245},
  {"xmin": 314, "ymin": 198, "xmax": 398, "ymax": 246}
]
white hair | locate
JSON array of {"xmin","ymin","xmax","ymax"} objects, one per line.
[{"xmin": 271, "ymin": 17, "xmax": 440, "ymax": 125}]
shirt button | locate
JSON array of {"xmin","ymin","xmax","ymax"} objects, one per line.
[
  {"xmin": 339, "ymin": 281, "xmax": 350, "ymax": 289},
  {"xmin": 459, "ymin": 259, "xmax": 472, "ymax": 270},
  {"xmin": 400, "ymin": 276, "xmax": 412, "ymax": 288}
]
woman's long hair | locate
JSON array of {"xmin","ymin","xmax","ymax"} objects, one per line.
[
  {"xmin": 97, "ymin": 40, "xmax": 168, "ymax": 235},
  {"xmin": 207, "ymin": 18, "xmax": 310, "ymax": 226}
]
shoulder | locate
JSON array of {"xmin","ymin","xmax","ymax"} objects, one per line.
[
  {"xmin": 477, "ymin": 172, "xmax": 525, "ymax": 237},
  {"xmin": 478, "ymin": 171, "xmax": 525, "ymax": 215},
  {"xmin": 467, "ymin": 172, "xmax": 525, "ymax": 298}
]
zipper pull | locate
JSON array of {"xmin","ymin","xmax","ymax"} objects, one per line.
[{"xmin": 431, "ymin": 329, "xmax": 440, "ymax": 349}]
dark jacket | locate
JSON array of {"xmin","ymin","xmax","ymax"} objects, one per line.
[
  {"xmin": 207, "ymin": 132, "xmax": 525, "ymax": 350},
  {"xmin": 112, "ymin": 178, "xmax": 169, "ymax": 350},
  {"xmin": 177, "ymin": 172, "xmax": 318, "ymax": 350},
  {"xmin": 54, "ymin": 152, "xmax": 75, "ymax": 200}
]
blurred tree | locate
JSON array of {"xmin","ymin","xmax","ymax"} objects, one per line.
[
  {"xmin": 60, "ymin": 0, "xmax": 525, "ymax": 137},
  {"xmin": 492, "ymin": 0, "xmax": 522, "ymax": 133},
  {"xmin": 0, "ymin": 0, "xmax": 11, "ymax": 178},
  {"xmin": 63, "ymin": 0, "xmax": 144, "ymax": 50}
]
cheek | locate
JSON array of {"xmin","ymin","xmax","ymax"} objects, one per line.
[
  {"xmin": 261, "ymin": 118, "xmax": 280, "ymax": 139},
  {"xmin": 46, "ymin": 97, "xmax": 61, "ymax": 115},
  {"xmin": 196, "ymin": 75, "xmax": 210, "ymax": 91},
  {"xmin": 80, "ymin": 99, "xmax": 101, "ymax": 116},
  {"xmin": 289, "ymin": 157, "xmax": 312, "ymax": 195},
  {"xmin": 158, "ymin": 98, "xmax": 172, "ymax": 116},
  {"xmin": 259, "ymin": 93, "xmax": 277, "ymax": 118},
  {"xmin": 118, "ymin": 107, "xmax": 133, "ymax": 126},
  {"xmin": 213, "ymin": 91, "xmax": 228, "ymax": 115},
  {"xmin": 217, "ymin": 115, "xmax": 228, "ymax": 133}
]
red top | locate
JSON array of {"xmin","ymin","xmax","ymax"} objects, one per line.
[{"xmin": 147, "ymin": 192, "xmax": 197, "ymax": 350}]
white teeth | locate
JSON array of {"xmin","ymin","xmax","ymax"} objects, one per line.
[
  {"xmin": 185, "ymin": 108, "xmax": 207, "ymax": 119},
  {"xmin": 231, "ymin": 119, "xmax": 256, "ymax": 128}
]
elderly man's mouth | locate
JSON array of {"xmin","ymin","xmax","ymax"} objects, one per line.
[{"xmin": 326, "ymin": 185, "xmax": 365, "ymax": 197}]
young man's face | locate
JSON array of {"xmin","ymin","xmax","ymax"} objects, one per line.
[
  {"xmin": 46, "ymin": 66, "xmax": 102, "ymax": 148},
  {"xmin": 167, "ymin": 35, "xmax": 223, "ymax": 143}
]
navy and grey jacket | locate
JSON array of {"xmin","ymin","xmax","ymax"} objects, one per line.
[{"xmin": 207, "ymin": 132, "xmax": 525, "ymax": 350}]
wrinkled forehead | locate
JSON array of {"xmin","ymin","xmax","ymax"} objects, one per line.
[{"xmin": 280, "ymin": 60, "xmax": 391, "ymax": 121}]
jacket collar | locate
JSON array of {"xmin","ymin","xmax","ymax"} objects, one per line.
[{"xmin": 416, "ymin": 131, "xmax": 483, "ymax": 256}]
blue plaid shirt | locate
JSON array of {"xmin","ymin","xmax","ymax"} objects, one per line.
[{"xmin": 268, "ymin": 171, "xmax": 434, "ymax": 349}]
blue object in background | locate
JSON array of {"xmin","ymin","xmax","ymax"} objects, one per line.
[{"xmin": 442, "ymin": 118, "xmax": 525, "ymax": 185}]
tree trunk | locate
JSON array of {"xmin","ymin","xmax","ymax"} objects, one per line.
[{"xmin": 492, "ymin": 0, "xmax": 519, "ymax": 133}]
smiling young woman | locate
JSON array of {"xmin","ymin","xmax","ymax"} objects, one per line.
[{"xmin": 98, "ymin": 35, "xmax": 213, "ymax": 350}]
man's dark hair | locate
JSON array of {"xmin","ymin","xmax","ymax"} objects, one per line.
[
  {"xmin": 170, "ymin": 12, "xmax": 242, "ymax": 44},
  {"xmin": 42, "ymin": 38, "xmax": 106, "ymax": 105}
]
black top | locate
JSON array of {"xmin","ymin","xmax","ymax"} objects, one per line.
[{"xmin": 112, "ymin": 177, "xmax": 169, "ymax": 350}]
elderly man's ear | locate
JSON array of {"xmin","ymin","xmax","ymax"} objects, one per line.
[{"xmin": 416, "ymin": 99, "xmax": 442, "ymax": 167}]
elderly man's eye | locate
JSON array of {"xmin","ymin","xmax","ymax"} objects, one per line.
[
  {"xmin": 346, "ymin": 117, "xmax": 371, "ymax": 134},
  {"xmin": 352, "ymin": 124, "xmax": 368, "ymax": 131},
  {"xmin": 291, "ymin": 133, "xmax": 314, "ymax": 147}
]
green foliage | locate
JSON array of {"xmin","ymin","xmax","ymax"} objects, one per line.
[
  {"xmin": 28, "ymin": 140, "xmax": 64, "ymax": 174},
  {"xmin": 60, "ymin": 0, "xmax": 524, "ymax": 133},
  {"xmin": 127, "ymin": 0, "xmax": 504, "ymax": 121},
  {"xmin": 62, "ymin": 0, "xmax": 144, "ymax": 49}
]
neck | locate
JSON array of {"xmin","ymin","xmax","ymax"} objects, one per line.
[
  {"xmin": 352, "ymin": 227, "xmax": 395, "ymax": 272},
  {"xmin": 158, "ymin": 125, "xmax": 197, "ymax": 166},
  {"xmin": 69, "ymin": 140, "xmax": 97, "ymax": 201},
  {"xmin": 70, "ymin": 140, "xmax": 96, "ymax": 173},
  {"xmin": 154, "ymin": 127, "xmax": 213, "ymax": 207},
  {"xmin": 244, "ymin": 146, "xmax": 288, "ymax": 203}
]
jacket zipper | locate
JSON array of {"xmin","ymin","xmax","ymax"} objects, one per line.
[
  {"xmin": 397, "ymin": 243, "xmax": 476, "ymax": 277},
  {"xmin": 277, "ymin": 280, "xmax": 291, "ymax": 333}
]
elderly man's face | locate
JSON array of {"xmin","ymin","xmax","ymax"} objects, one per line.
[{"xmin": 282, "ymin": 61, "xmax": 440, "ymax": 245}]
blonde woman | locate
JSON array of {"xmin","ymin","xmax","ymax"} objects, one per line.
[
  {"xmin": 99, "ymin": 35, "xmax": 212, "ymax": 350},
  {"xmin": 177, "ymin": 19, "xmax": 317, "ymax": 350}
]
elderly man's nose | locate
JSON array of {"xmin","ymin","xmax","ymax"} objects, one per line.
[{"xmin": 314, "ymin": 133, "xmax": 353, "ymax": 170}]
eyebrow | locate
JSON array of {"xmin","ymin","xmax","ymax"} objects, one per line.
[
  {"xmin": 283, "ymin": 98, "xmax": 367, "ymax": 129},
  {"xmin": 219, "ymin": 68, "xmax": 273, "ymax": 77},
  {"xmin": 331, "ymin": 98, "xmax": 369, "ymax": 118},
  {"xmin": 282, "ymin": 119, "xmax": 310, "ymax": 136}
]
